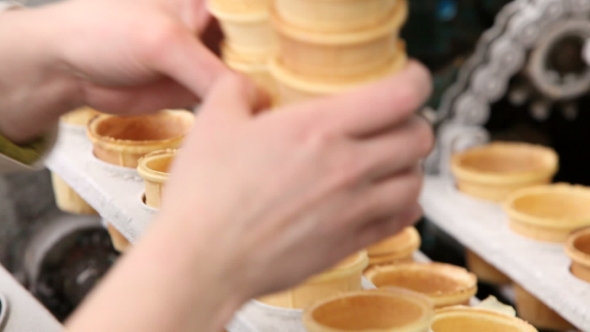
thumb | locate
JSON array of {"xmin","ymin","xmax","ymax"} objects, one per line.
[{"xmin": 197, "ymin": 72, "xmax": 267, "ymax": 124}]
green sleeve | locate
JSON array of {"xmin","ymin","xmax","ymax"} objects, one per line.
[{"xmin": 0, "ymin": 134, "xmax": 51, "ymax": 166}]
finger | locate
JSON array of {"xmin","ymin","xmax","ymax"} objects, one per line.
[
  {"xmin": 197, "ymin": 72, "xmax": 266, "ymax": 124},
  {"xmin": 200, "ymin": 18, "xmax": 223, "ymax": 56},
  {"xmin": 83, "ymin": 78, "xmax": 198, "ymax": 114},
  {"xmin": 278, "ymin": 60, "xmax": 432, "ymax": 137},
  {"xmin": 355, "ymin": 203, "xmax": 423, "ymax": 251},
  {"xmin": 357, "ymin": 115, "xmax": 434, "ymax": 181},
  {"xmin": 342, "ymin": 167, "xmax": 423, "ymax": 227},
  {"xmin": 150, "ymin": 28, "xmax": 230, "ymax": 98}
]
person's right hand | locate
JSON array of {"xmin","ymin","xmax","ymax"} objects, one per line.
[{"xmin": 158, "ymin": 60, "xmax": 434, "ymax": 303}]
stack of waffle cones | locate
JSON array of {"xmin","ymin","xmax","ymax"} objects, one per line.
[
  {"xmin": 209, "ymin": 0, "xmax": 408, "ymax": 106},
  {"xmin": 269, "ymin": 0, "xmax": 408, "ymax": 106},
  {"xmin": 208, "ymin": 0, "xmax": 278, "ymax": 102}
]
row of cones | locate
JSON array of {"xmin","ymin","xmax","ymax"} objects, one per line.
[
  {"xmin": 450, "ymin": 142, "xmax": 588, "ymax": 331},
  {"xmin": 51, "ymin": 107, "xmax": 192, "ymax": 253},
  {"xmin": 209, "ymin": 0, "xmax": 408, "ymax": 106}
]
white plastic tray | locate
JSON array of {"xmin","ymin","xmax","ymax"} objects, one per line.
[
  {"xmin": 45, "ymin": 124, "xmax": 156, "ymax": 243},
  {"xmin": 420, "ymin": 175, "xmax": 590, "ymax": 331}
]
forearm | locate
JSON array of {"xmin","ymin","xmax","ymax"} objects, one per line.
[
  {"xmin": 65, "ymin": 214, "xmax": 246, "ymax": 332},
  {"xmin": 0, "ymin": 5, "xmax": 81, "ymax": 144}
]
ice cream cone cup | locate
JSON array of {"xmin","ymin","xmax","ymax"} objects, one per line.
[
  {"xmin": 60, "ymin": 106, "xmax": 101, "ymax": 126},
  {"xmin": 367, "ymin": 253, "xmax": 414, "ymax": 267},
  {"xmin": 87, "ymin": 110, "xmax": 193, "ymax": 168},
  {"xmin": 269, "ymin": 49, "xmax": 407, "ymax": 106},
  {"xmin": 208, "ymin": 0, "xmax": 271, "ymax": 14},
  {"xmin": 137, "ymin": 149, "xmax": 176, "ymax": 209},
  {"xmin": 257, "ymin": 251, "xmax": 368, "ymax": 309},
  {"xmin": 503, "ymin": 184, "xmax": 590, "ymax": 242},
  {"xmin": 565, "ymin": 226, "xmax": 590, "ymax": 282},
  {"xmin": 208, "ymin": 2, "xmax": 276, "ymax": 57},
  {"xmin": 513, "ymin": 284, "xmax": 573, "ymax": 330},
  {"xmin": 365, "ymin": 263, "xmax": 477, "ymax": 309},
  {"xmin": 52, "ymin": 106, "xmax": 102, "ymax": 215},
  {"xmin": 302, "ymin": 288, "xmax": 434, "ymax": 332},
  {"xmin": 431, "ymin": 306, "xmax": 537, "ymax": 332},
  {"xmin": 365, "ymin": 227, "xmax": 420, "ymax": 270},
  {"xmin": 450, "ymin": 142, "xmax": 558, "ymax": 202},
  {"xmin": 465, "ymin": 250, "xmax": 511, "ymax": 285},
  {"xmin": 106, "ymin": 223, "xmax": 131, "ymax": 253},
  {"xmin": 274, "ymin": 0, "xmax": 404, "ymax": 33},
  {"xmin": 271, "ymin": 5, "xmax": 407, "ymax": 81},
  {"xmin": 221, "ymin": 42, "xmax": 277, "ymax": 104},
  {"xmin": 51, "ymin": 173, "xmax": 98, "ymax": 215}
]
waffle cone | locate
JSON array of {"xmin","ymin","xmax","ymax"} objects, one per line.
[
  {"xmin": 221, "ymin": 42, "xmax": 277, "ymax": 104},
  {"xmin": 208, "ymin": 0, "xmax": 270, "ymax": 14},
  {"xmin": 274, "ymin": 0, "xmax": 404, "ymax": 33},
  {"xmin": 137, "ymin": 149, "xmax": 176, "ymax": 209},
  {"xmin": 465, "ymin": 250, "xmax": 511, "ymax": 284},
  {"xmin": 513, "ymin": 284, "xmax": 573, "ymax": 330},
  {"xmin": 87, "ymin": 110, "xmax": 193, "ymax": 168},
  {"xmin": 365, "ymin": 263, "xmax": 477, "ymax": 309},
  {"xmin": 451, "ymin": 142, "xmax": 558, "ymax": 202},
  {"xmin": 431, "ymin": 306, "xmax": 537, "ymax": 332},
  {"xmin": 302, "ymin": 289, "xmax": 434, "ymax": 332},
  {"xmin": 208, "ymin": 2, "xmax": 275, "ymax": 57},
  {"xmin": 51, "ymin": 173, "xmax": 98, "ymax": 215},
  {"xmin": 60, "ymin": 107, "xmax": 101, "ymax": 126},
  {"xmin": 565, "ymin": 227, "xmax": 590, "ymax": 282},
  {"xmin": 365, "ymin": 227, "xmax": 420, "ymax": 269},
  {"xmin": 503, "ymin": 184, "xmax": 590, "ymax": 242},
  {"xmin": 271, "ymin": 3, "xmax": 407, "ymax": 81},
  {"xmin": 257, "ymin": 251, "xmax": 368, "ymax": 309},
  {"xmin": 269, "ymin": 48, "xmax": 407, "ymax": 106}
]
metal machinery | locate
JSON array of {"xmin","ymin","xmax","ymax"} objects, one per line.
[
  {"xmin": 423, "ymin": 0, "xmax": 590, "ymax": 184},
  {"xmin": 2, "ymin": 207, "xmax": 119, "ymax": 322}
]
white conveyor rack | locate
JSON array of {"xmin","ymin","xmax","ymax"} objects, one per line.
[
  {"xmin": 46, "ymin": 125, "xmax": 486, "ymax": 332},
  {"xmin": 421, "ymin": 175, "xmax": 590, "ymax": 331}
]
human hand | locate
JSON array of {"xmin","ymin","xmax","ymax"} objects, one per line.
[
  {"xmin": 48, "ymin": 0, "xmax": 228, "ymax": 113},
  {"xmin": 0, "ymin": 0, "xmax": 229, "ymax": 142},
  {"xmin": 158, "ymin": 60, "xmax": 434, "ymax": 301}
]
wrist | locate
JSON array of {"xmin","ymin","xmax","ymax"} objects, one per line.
[
  {"xmin": 105, "ymin": 214, "xmax": 248, "ymax": 331},
  {"xmin": 67, "ymin": 215, "xmax": 247, "ymax": 332},
  {"xmin": 150, "ymin": 214, "xmax": 250, "ymax": 331},
  {"xmin": 0, "ymin": 5, "xmax": 82, "ymax": 143}
]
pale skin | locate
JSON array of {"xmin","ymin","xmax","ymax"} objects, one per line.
[{"xmin": 0, "ymin": 0, "xmax": 434, "ymax": 331}]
